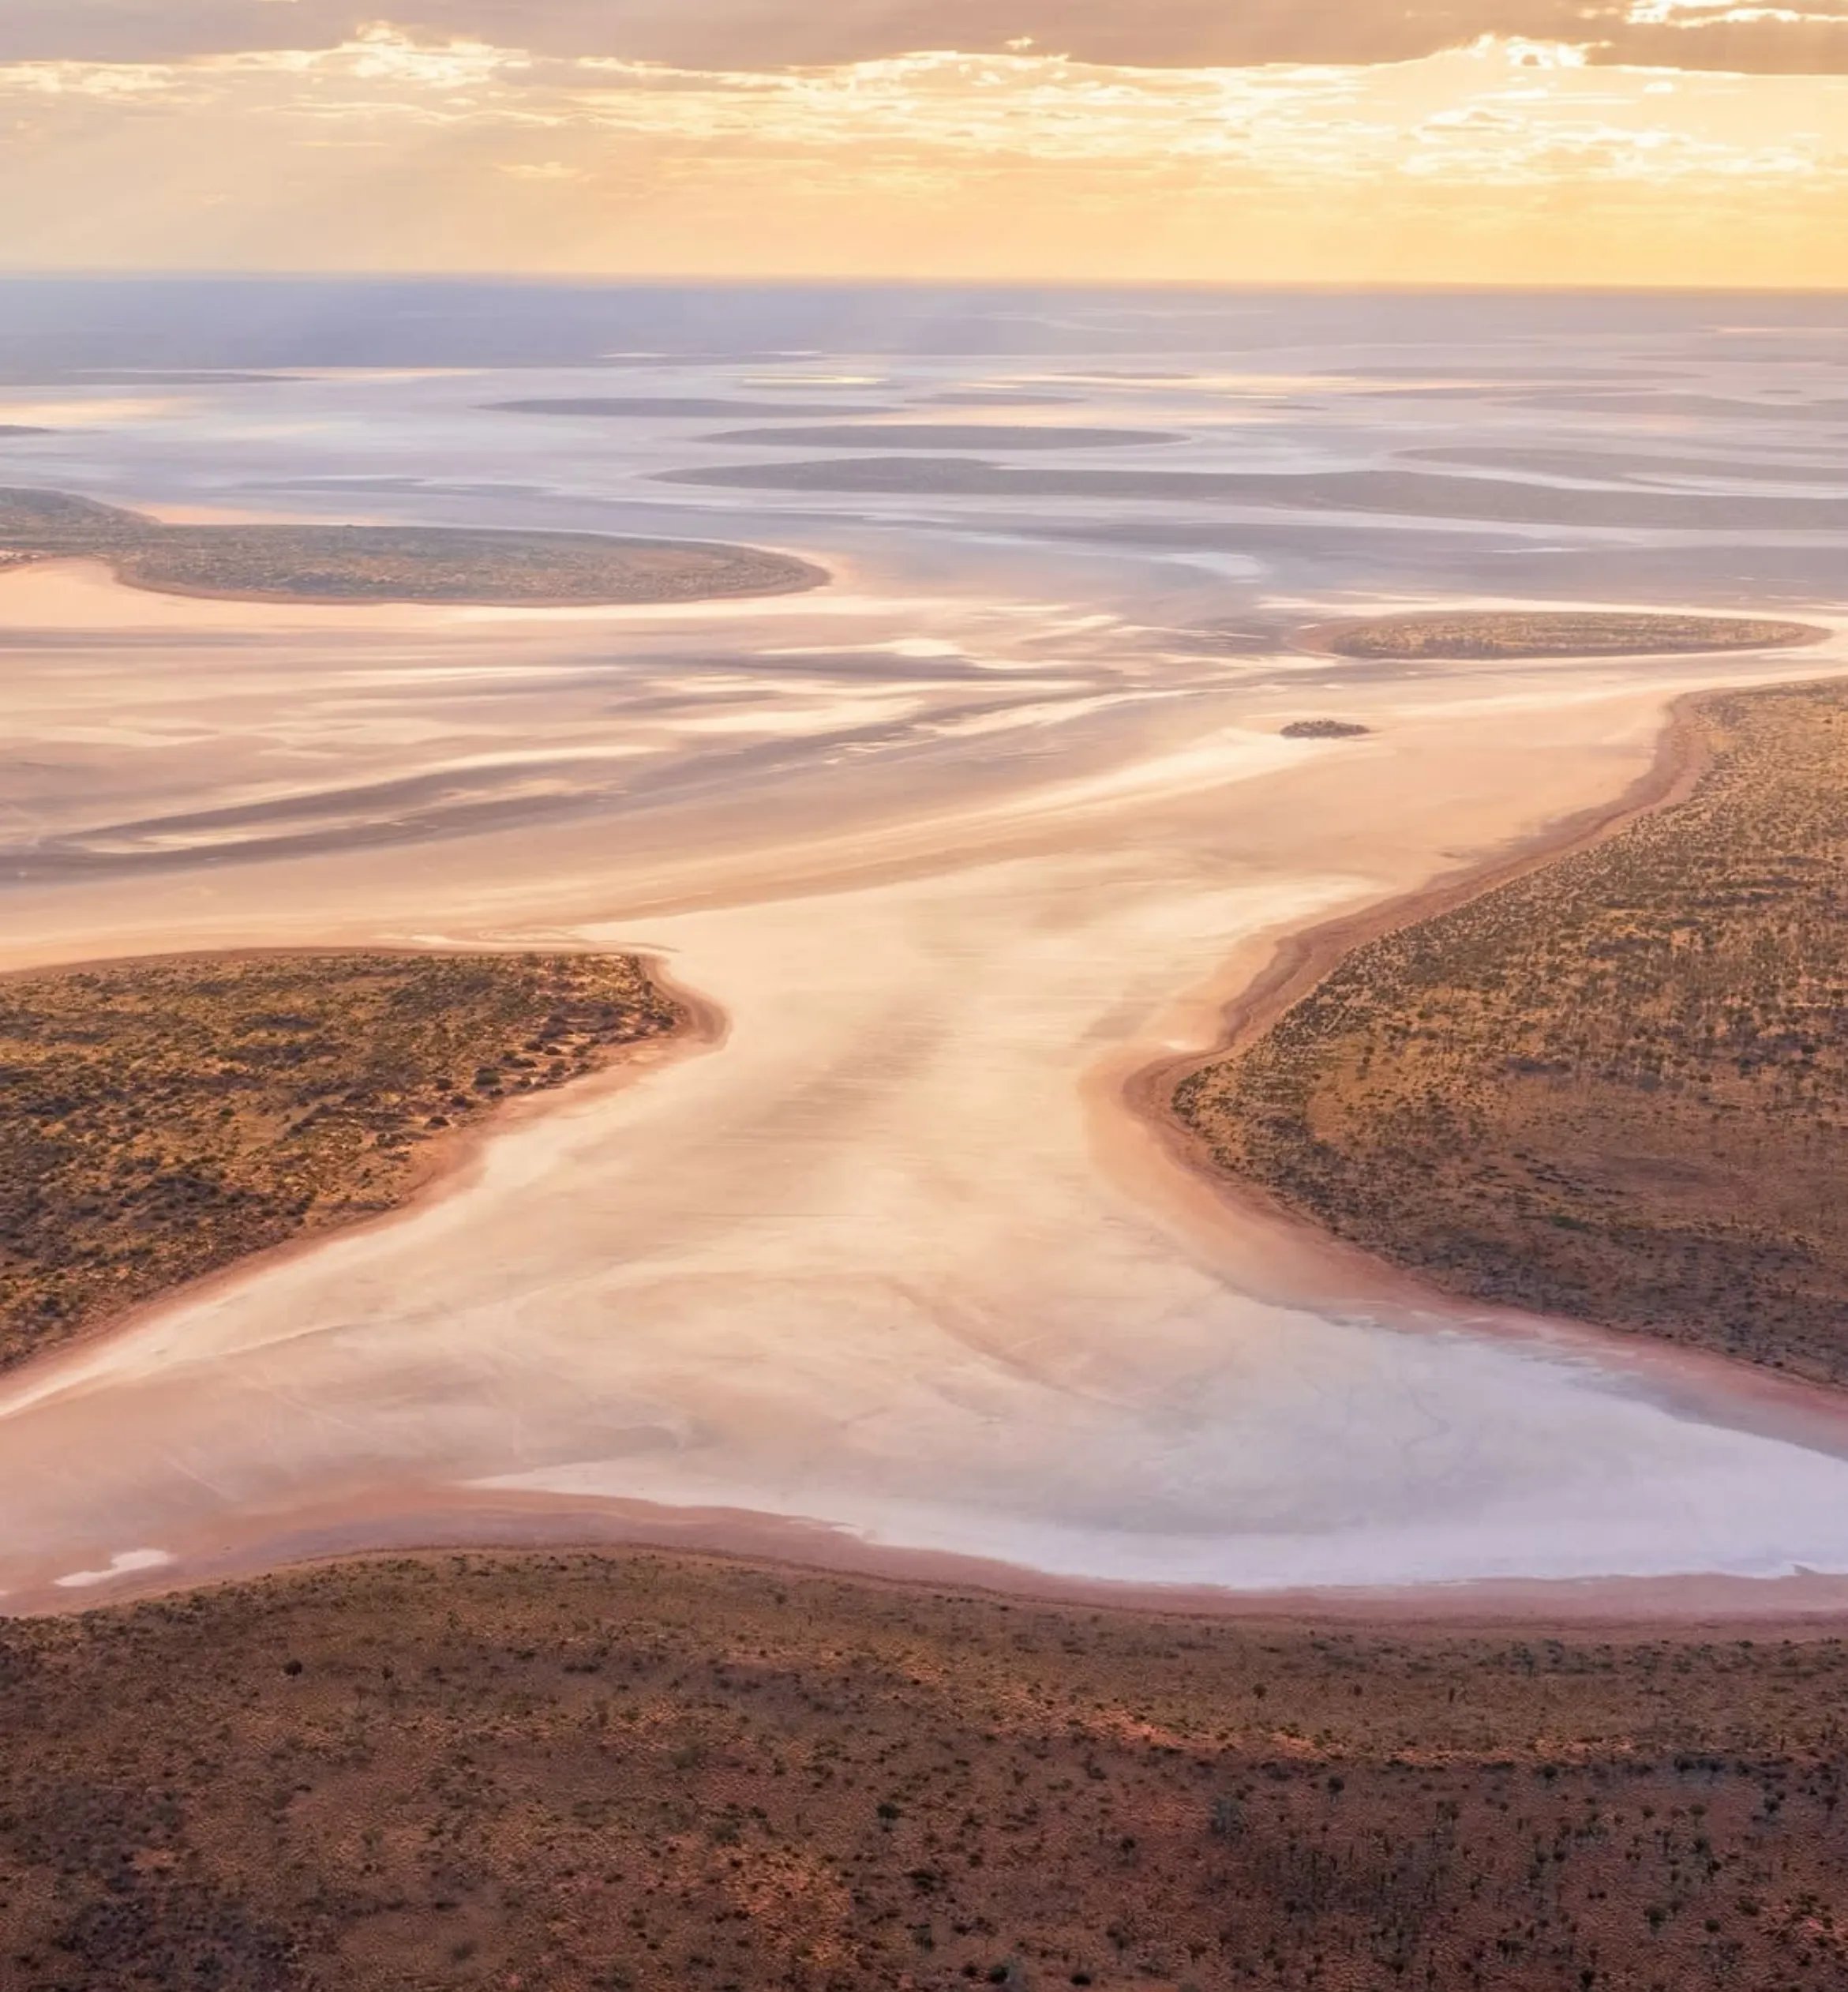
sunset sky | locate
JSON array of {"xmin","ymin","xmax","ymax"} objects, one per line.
[{"xmin": 3, "ymin": 2, "xmax": 1845, "ymax": 284}]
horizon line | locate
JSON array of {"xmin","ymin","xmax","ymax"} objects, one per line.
[{"xmin": 0, "ymin": 271, "xmax": 1845, "ymax": 298}]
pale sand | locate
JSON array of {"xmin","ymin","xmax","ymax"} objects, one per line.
[{"xmin": 4, "ymin": 562, "xmax": 1848, "ymax": 1618}]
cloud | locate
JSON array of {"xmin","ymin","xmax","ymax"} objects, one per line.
[
  {"xmin": 4, "ymin": 0, "xmax": 1843, "ymax": 73},
  {"xmin": 0, "ymin": 26, "xmax": 1839, "ymax": 285}
]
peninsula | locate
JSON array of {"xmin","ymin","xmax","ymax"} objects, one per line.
[
  {"xmin": 0, "ymin": 951, "xmax": 681, "ymax": 1375},
  {"xmin": 1177, "ymin": 677, "xmax": 1848, "ymax": 1383}
]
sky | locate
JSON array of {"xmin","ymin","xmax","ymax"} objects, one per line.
[{"xmin": 2, "ymin": 2, "xmax": 1845, "ymax": 284}]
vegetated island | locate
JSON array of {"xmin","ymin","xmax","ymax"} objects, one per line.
[
  {"xmin": 1281, "ymin": 718, "xmax": 1373, "ymax": 739},
  {"xmin": 1176, "ymin": 677, "xmax": 1848, "ymax": 1384},
  {"xmin": 0, "ymin": 951, "xmax": 680, "ymax": 1375},
  {"xmin": 0, "ymin": 486, "xmax": 825, "ymax": 606},
  {"xmin": 1308, "ymin": 609, "xmax": 1827, "ymax": 662},
  {"xmin": 5, "ymin": 1547, "xmax": 1848, "ymax": 1990}
]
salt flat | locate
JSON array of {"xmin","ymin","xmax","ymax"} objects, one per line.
[
  {"xmin": 5, "ymin": 295, "xmax": 1848, "ymax": 1612},
  {"xmin": 5, "ymin": 564, "xmax": 1848, "ymax": 1610}
]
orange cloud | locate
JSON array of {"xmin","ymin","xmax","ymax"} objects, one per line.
[{"xmin": 0, "ymin": 28, "xmax": 1840, "ymax": 283}]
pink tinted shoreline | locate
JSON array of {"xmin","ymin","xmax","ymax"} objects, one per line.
[{"xmin": 13, "ymin": 1482, "xmax": 1848, "ymax": 1634}]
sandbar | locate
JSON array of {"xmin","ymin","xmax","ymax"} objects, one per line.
[
  {"xmin": 660, "ymin": 456, "xmax": 1848, "ymax": 531},
  {"xmin": 701, "ymin": 423, "xmax": 1181, "ymax": 450},
  {"xmin": 1303, "ymin": 608, "xmax": 1828, "ymax": 661},
  {"xmin": 486, "ymin": 395, "xmax": 894, "ymax": 418}
]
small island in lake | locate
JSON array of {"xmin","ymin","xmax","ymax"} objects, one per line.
[
  {"xmin": 0, "ymin": 486, "xmax": 826, "ymax": 606},
  {"xmin": 1308, "ymin": 609, "xmax": 1825, "ymax": 661}
]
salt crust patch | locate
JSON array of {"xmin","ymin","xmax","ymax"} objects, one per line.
[{"xmin": 54, "ymin": 1549, "xmax": 175, "ymax": 1591}]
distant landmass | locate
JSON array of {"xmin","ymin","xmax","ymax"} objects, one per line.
[
  {"xmin": 914, "ymin": 388, "xmax": 1083, "ymax": 407},
  {"xmin": 702, "ymin": 422, "xmax": 1180, "ymax": 450},
  {"xmin": 0, "ymin": 486, "xmax": 827, "ymax": 606},
  {"xmin": 487, "ymin": 396, "xmax": 894, "ymax": 418},
  {"xmin": 1309, "ymin": 610, "xmax": 1825, "ymax": 661},
  {"xmin": 1396, "ymin": 445, "xmax": 1848, "ymax": 488}
]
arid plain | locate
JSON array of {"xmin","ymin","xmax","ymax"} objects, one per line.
[{"xmin": 5, "ymin": 291, "xmax": 1848, "ymax": 1619}]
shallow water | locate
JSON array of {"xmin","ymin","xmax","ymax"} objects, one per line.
[{"xmin": 3, "ymin": 284, "xmax": 1848, "ymax": 1612}]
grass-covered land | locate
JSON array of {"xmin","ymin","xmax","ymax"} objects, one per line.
[
  {"xmin": 1315, "ymin": 610, "xmax": 1823, "ymax": 661},
  {"xmin": 1177, "ymin": 679, "xmax": 1848, "ymax": 1382},
  {"xmin": 0, "ymin": 952, "xmax": 680, "ymax": 1374},
  {"xmin": 0, "ymin": 487, "xmax": 824, "ymax": 606},
  {"xmin": 3, "ymin": 1550, "xmax": 1846, "ymax": 1990}
]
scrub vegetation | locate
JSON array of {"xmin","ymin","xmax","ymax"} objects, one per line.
[
  {"xmin": 1314, "ymin": 610, "xmax": 1823, "ymax": 662},
  {"xmin": 3, "ymin": 1551, "xmax": 1846, "ymax": 1991},
  {"xmin": 0, "ymin": 951, "xmax": 680, "ymax": 1375},
  {"xmin": 1178, "ymin": 679, "xmax": 1848, "ymax": 1382}
]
